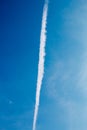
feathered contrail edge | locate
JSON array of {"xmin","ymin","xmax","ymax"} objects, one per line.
[{"xmin": 32, "ymin": 1, "xmax": 49, "ymax": 130}]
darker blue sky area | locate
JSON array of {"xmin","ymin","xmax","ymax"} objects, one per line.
[{"xmin": 0, "ymin": 0, "xmax": 45, "ymax": 129}]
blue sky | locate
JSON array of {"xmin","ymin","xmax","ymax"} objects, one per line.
[{"xmin": 0, "ymin": 0, "xmax": 87, "ymax": 130}]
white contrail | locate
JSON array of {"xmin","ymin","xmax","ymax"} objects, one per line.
[{"xmin": 32, "ymin": 1, "xmax": 49, "ymax": 130}]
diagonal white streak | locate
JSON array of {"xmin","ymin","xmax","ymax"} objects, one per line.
[{"xmin": 32, "ymin": 1, "xmax": 48, "ymax": 130}]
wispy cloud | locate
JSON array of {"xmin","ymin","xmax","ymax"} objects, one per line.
[
  {"xmin": 45, "ymin": 0, "xmax": 87, "ymax": 100},
  {"xmin": 32, "ymin": 1, "xmax": 49, "ymax": 130},
  {"xmin": 37, "ymin": 0, "xmax": 87, "ymax": 129}
]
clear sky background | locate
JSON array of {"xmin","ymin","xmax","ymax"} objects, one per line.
[{"xmin": 0, "ymin": 0, "xmax": 87, "ymax": 130}]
